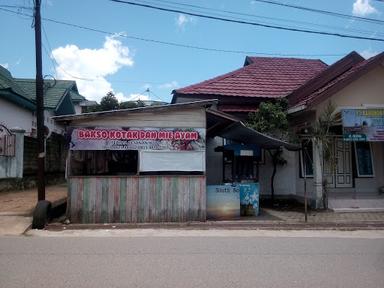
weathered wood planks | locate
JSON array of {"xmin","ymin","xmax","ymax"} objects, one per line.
[{"xmin": 68, "ymin": 176, "xmax": 206, "ymax": 223}]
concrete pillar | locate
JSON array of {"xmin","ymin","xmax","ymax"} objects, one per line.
[
  {"xmin": 312, "ymin": 141, "xmax": 323, "ymax": 208},
  {"xmin": 10, "ymin": 128, "xmax": 25, "ymax": 178}
]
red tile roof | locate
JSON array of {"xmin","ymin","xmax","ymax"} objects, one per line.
[{"xmin": 174, "ymin": 57, "xmax": 327, "ymax": 99}]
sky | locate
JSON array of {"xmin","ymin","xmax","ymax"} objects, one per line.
[{"xmin": 0, "ymin": 0, "xmax": 383, "ymax": 103}]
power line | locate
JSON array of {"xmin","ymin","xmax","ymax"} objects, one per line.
[
  {"xmin": 143, "ymin": 0, "xmax": 384, "ymax": 37},
  {"xmin": 109, "ymin": 0, "xmax": 384, "ymax": 42},
  {"xmin": 42, "ymin": 25, "xmax": 93, "ymax": 80},
  {"xmin": 0, "ymin": 4, "xmax": 33, "ymax": 9},
  {"xmin": 251, "ymin": 0, "xmax": 384, "ymax": 25},
  {"xmin": 0, "ymin": 7, "xmax": 349, "ymax": 57}
]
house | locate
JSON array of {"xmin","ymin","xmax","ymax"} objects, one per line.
[
  {"xmin": 0, "ymin": 65, "xmax": 87, "ymax": 189},
  {"xmin": 172, "ymin": 56, "xmax": 328, "ymax": 119},
  {"xmin": 172, "ymin": 51, "xmax": 384, "ymax": 209}
]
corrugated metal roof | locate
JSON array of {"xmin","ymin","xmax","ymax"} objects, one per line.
[
  {"xmin": 0, "ymin": 65, "xmax": 36, "ymax": 110},
  {"xmin": 14, "ymin": 79, "xmax": 84, "ymax": 109},
  {"xmin": 0, "ymin": 65, "xmax": 29, "ymax": 99},
  {"xmin": 53, "ymin": 99, "xmax": 218, "ymax": 122}
]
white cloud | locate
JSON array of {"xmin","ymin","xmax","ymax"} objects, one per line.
[
  {"xmin": 114, "ymin": 92, "xmax": 130, "ymax": 102},
  {"xmin": 126, "ymin": 93, "xmax": 150, "ymax": 101},
  {"xmin": 0, "ymin": 63, "xmax": 8, "ymax": 69},
  {"xmin": 111, "ymin": 92, "xmax": 151, "ymax": 102},
  {"xmin": 360, "ymin": 49, "xmax": 380, "ymax": 59},
  {"xmin": 158, "ymin": 81, "xmax": 179, "ymax": 89},
  {"xmin": 51, "ymin": 35, "xmax": 133, "ymax": 102},
  {"xmin": 176, "ymin": 14, "xmax": 195, "ymax": 29},
  {"xmin": 352, "ymin": 0, "xmax": 378, "ymax": 16}
]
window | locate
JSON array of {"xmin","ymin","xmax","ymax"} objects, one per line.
[
  {"xmin": 300, "ymin": 139, "xmax": 313, "ymax": 177},
  {"xmin": 354, "ymin": 142, "xmax": 374, "ymax": 177},
  {"xmin": 223, "ymin": 151, "xmax": 259, "ymax": 182},
  {"xmin": 70, "ymin": 150, "xmax": 138, "ymax": 176}
]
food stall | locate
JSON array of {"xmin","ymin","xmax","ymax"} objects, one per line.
[
  {"xmin": 205, "ymin": 110, "xmax": 300, "ymax": 219},
  {"xmin": 54, "ymin": 100, "xmax": 214, "ymax": 223},
  {"xmin": 207, "ymin": 143, "xmax": 260, "ymax": 219}
]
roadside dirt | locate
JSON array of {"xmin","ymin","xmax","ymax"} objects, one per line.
[{"xmin": 0, "ymin": 183, "xmax": 67, "ymax": 215}]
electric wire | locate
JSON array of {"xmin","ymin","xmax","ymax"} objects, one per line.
[
  {"xmin": 0, "ymin": 7, "xmax": 350, "ymax": 57},
  {"xmin": 250, "ymin": 0, "xmax": 384, "ymax": 25},
  {"xmin": 141, "ymin": 0, "xmax": 384, "ymax": 37},
  {"xmin": 109, "ymin": 0, "xmax": 384, "ymax": 42}
]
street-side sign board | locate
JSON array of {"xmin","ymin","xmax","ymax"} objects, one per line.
[
  {"xmin": 69, "ymin": 127, "xmax": 206, "ymax": 151},
  {"xmin": 342, "ymin": 109, "xmax": 384, "ymax": 141}
]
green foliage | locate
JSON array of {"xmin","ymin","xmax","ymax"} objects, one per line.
[
  {"xmin": 247, "ymin": 98, "xmax": 289, "ymax": 140},
  {"xmin": 85, "ymin": 105, "xmax": 102, "ymax": 113},
  {"xmin": 119, "ymin": 101, "xmax": 139, "ymax": 109},
  {"xmin": 99, "ymin": 91, "xmax": 119, "ymax": 111},
  {"xmin": 310, "ymin": 101, "xmax": 337, "ymax": 209},
  {"xmin": 311, "ymin": 102, "xmax": 337, "ymax": 161},
  {"xmin": 246, "ymin": 98, "xmax": 290, "ymax": 204}
]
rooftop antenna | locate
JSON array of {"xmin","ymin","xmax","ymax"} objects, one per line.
[{"xmin": 145, "ymin": 88, "xmax": 151, "ymax": 100}]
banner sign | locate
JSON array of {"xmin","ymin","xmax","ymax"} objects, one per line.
[
  {"xmin": 342, "ymin": 109, "xmax": 384, "ymax": 141},
  {"xmin": 240, "ymin": 183, "xmax": 259, "ymax": 216},
  {"xmin": 70, "ymin": 127, "xmax": 205, "ymax": 151},
  {"xmin": 207, "ymin": 185, "xmax": 240, "ymax": 220}
]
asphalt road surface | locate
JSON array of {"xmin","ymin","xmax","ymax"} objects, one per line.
[{"xmin": 1, "ymin": 230, "xmax": 383, "ymax": 288}]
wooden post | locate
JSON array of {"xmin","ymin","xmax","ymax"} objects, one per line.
[{"xmin": 302, "ymin": 144, "xmax": 308, "ymax": 222}]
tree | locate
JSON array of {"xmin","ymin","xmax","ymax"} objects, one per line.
[
  {"xmin": 310, "ymin": 102, "xmax": 337, "ymax": 209},
  {"xmin": 247, "ymin": 98, "xmax": 289, "ymax": 140},
  {"xmin": 247, "ymin": 98, "xmax": 290, "ymax": 204},
  {"xmin": 119, "ymin": 101, "xmax": 139, "ymax": 109},
  {"xmin": 100, "ymin": 91, "xmax": 119, "ymax": 111}
]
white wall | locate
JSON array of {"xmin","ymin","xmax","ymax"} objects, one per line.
[
  {"xmin": 0, "ymin": 99, "xmax": 66, "ymax": 138},
  {"xmin": 74, "ymin": 104, "xmax": 82, "ymax": 115},
  {"xmin": 259, "ymin": 149, "xmax": 298, "ymax": 197},
  {"xmin": 315, "ymin": 65, "xmax": 384, "ymax": 117},
  {"xmin": 354, "ymin": 142, "xmax": 384, "ymax": 194},
  {"xmin": 305, "ymin": 64, "xmax": 384, "ymax": 197},
  {"xmin": 45, "ymin": 110, "xmax": 65, "ymax": 136},
  {"xmin": 0, "ymin": 98, "xmax": 33, "ymax": 134}
]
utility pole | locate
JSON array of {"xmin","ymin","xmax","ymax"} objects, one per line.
[{"xmin": 34, "ymin": 0, "xmax": 45, "ymax": 201}]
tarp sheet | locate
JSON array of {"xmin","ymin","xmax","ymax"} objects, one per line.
[{"xmin": 217, "ymin": 122, "xmax": 300, "ymax": 151}]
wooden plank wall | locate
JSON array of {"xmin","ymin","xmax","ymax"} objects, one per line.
[
  {"xmin": 70, "ymin": 108, "xmax": 206, "ymax": 128},
  {"xmin": 68, "ymin": 176, "xmax": 206, "ymax": 223}
]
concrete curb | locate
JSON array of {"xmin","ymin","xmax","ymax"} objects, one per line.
[
  {"xmin": 45, "ymin": 220, "xmax": 384, "ymax": 232},
  {"xmin": 331, "ymin": 208, "xmax": 384, "ymax": 213}
]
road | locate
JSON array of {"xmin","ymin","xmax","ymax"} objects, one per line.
[{"xmin": 1, "ymin": 230, "xmax": 383, "ymax": 288}]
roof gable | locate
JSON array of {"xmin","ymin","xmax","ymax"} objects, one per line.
[
  {"xmin": 291, "ymin": 52, "xmax": 384, "ymax": 109},
  {"xmin": 288, "ymin": 51, "xmax": 365, "ymax": 107}
]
